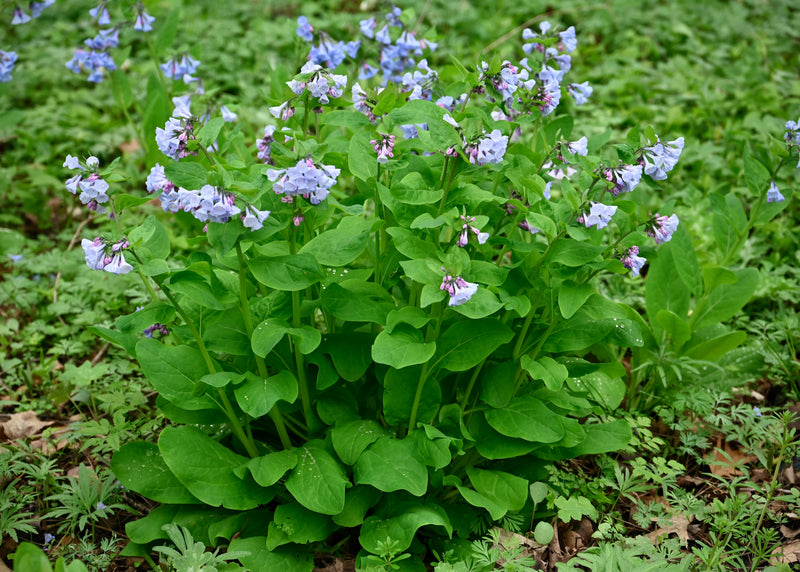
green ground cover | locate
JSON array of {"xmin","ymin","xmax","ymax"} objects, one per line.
[{"xmin": 0, "ymin": 1, "xmax": 798, "ymax": 570}]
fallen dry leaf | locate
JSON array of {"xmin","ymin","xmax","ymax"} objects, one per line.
[
  {"xmin": 708, "ymin": 437, "xmax": 756, "ymax": 478},
  {"xmin": 771, "ymin": 539, "xmax": 800, "ymax": 565},
  {"xmin": 647, "ymin": 512, "xmax": 693, "ymax": 545},
  {"xmin": 0, "ymin": 411, "xmax": 55, "ymax": 441},
  {"xmin": 781, "ymin": 525, "xmax": 800, "ymax": 539}
]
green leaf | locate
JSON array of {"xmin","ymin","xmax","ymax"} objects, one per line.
[
  {"xmin": 285, "ymin": 442, "xmax": 348, "ymax": 515},
  {"xmin": 196, "ymin": 117, "xmax": 225, "ymax": 148},
  {"xmin": 267, "ymin": 502, "xmax": 337, "ymax": 550},
  {"xmin": 432, "ymin": 318, "xmax": 513, "ymax": 372},
  {"xmin": 332, "ymin": 420, "xmax": 389, "ymax": 465},
  {"xmin": 371, "ymin": 324, "xmax": 436, "ymax": 369},
  {"xmin": 655, "ymin": 310, "xmax": 691, "ymax": 350},
  {"xmin": 390, "ymin": 172, "xmax": 443, "ymax": 204},
  {"xmin": 230, "ymin": 537, "xmax": 313, "ymax": 572},
  {"xmin": 323, "ymin": 333, "xmax": 373, "ymax": 381},
  {"xmin": 467, "ymin": 467, "xmax": 528, "ymax": 515},
  {"xmin": 248, "ymin": 254, "xmax": 325, "ymax": 291},
  {"xmin": 669, "ymin": 224, "xmax": 702, "ymax": 296},
  {"xmin": 168, "ymin": 270, "xmax": 225, "ymax": 309},
  {"xmin": 333, "ymin": 486, "xmax": 383, "ymax": 528},
  {"xmin": 485, "ymin": 396, "xmax": 566, "ymax": 443},
  {"xmin": 154, "ymin": 8, "xmax": 180, "ymax": 56},
  {"xmin": 135, "ymin": 339, "xmax": 217, "ymax": 410},
  {"xmin": 234, "ymin": 370, "xmax": 298, "ymax": 417},
  {"xmin": 349, "ymin": 133, "xmax": 378, "ymax": 182},
  {"xmin": 111, "ymin": 442, "xmax": 199, "ymax": 504},
  {"xmin": 386, "ymin": 227, "xmax": 439, "ymax": 259},
  {"xmin": 646, "ymin": 243, "xmax": 690, "ymax": 326},
  {"xmin": 534, "ymin": 522, "xmax": 555, "ymax": 545},
  {"xmin": 451, "ymin": 288, "xmax": 504, "ymax": 319},
  {"xmin": 319, "ymin": 110, "xmax": 371, "ymax": 129},
  {"xmin": 128, "ymin": 215, "xmax": 170, "ymax": 259},
  {"xmin": 246, "ymin": 450, "xmax": 298, "ymax": 487},
  {"xmin": 684, "ymin": 330, "xmax": 747, "ymax": 360},
  {"xmin": 549, "ymin": 240, "xmax": 604, "ymax": 266},
  {"xmin": 385, "ymin": 307, "xmax": 432, "ymax": 333},
  {"xmin": 288, "ymin": 326, "xmax": 322, "ymax": 354},
  {"xmin": 562, "ymin": 420, "xmax": 632, "ymax": 456},
  {"xmin": 521, "ymin": 356, "xmax": 568, "ymax": 391},
  {"xmin": 114, "ymin": 193, "xmax": 152, "ymax": 213},
  {"xmin": 383, "ymin": 366, "xmax": 441, "ymax": 426},
  {"xmin": 164, "ymin": 161, "xmax": 208, "ymax": 190},
  {"xmin": 555, "ymin": 496, "xmax": 598, "ymax": 523},
  {"xmin": 558, "ymin": 281, "xmax": 594, "ymax": 319},
  {"xmin": 580, "ymin": 369, "xmax": 626, "ymax": 411},
  {"xmin": 321, "ymin": 281, "xmax": 395, "ymax": 324},
  {"xmin": 529, "ymin": 482, "xmax": 549, "ymax": 505},
  {"xmin": 10, "ymin": 543, "xmax": 52, "ymax": 572},
  {"xmin": 300, "ymin": 216, "xmax": 373, "ymax": 266},
  {"xmin": 251, "ymin": 320, "xmax": 288, "ymax": 357},
  {"xmin": 359, "ymin": 502, "xmax": 452, "ymax": 555},
  {"xmin": 744, "ymin": 152, "xmax": 771, "ymax": 196},
  {"xmin": 354, "ymin": 437, "xmax": 428, "ymax": 496},
  {"xmin": 159, "ymin": 426, "xmax": 273, "ymax": 510},
  {"xmin": 691, "ymin": 268, "xmax": 758, "ymax": 330}
]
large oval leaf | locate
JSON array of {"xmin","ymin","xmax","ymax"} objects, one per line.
[
  {"xmin": 111, "ymin": 442, "xmax": 199, "ymax": 504},
  {"xmin": 285, "ymin": 442, "xmax": 349, "ymax": 515},
  {"xmin": 135, "ymin": 339, "xmax": 216, "ymax": 410},
  {"xmin": 484, "ymin": 396, "xmax": 566, "ymax": 443},
  {"xmin": 354, "ymin": 437, "xmax": 428, "ymax": 496},
  {"xmin": 248, "ymin": 254, "xmax": 325, "ymax": 291}
]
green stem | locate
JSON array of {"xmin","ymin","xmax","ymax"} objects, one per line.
[
  {"xmin": 289, "ymin": 226, "xmax": 313, "ymax": 430},
  {"xmin": 374, "ymin": 164, "xmax": 382, "ymax": 285},
  {"xmin": 145, "ymin": 35, "xmax": 170, "ymax": 95},
  {"xmin": 407, "ymin": 302, "xmax": 444, "ymax": 432},
  {"xmin": 159, "ymin": 281, "xmax": 258, "ymax": 458},
  {"xmin": 459, "ymin": 358, "xmax": 486, "ymax": 410},
  {"xmin": 236, "ymin": 244, "xmax": 292, "ymax": 450}
]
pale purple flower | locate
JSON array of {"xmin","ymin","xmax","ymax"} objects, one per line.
[
  {"xmin": 241, "ymin": 207, "xmax": 271, "ymax": 231},
  {"xmin": 441, "ymin": 272, "xmax": 478, "ymax": 307},
  {"xmin": 466, "ymin": 129, "xmax": 508, "ymax": 166},
  {"xmin": 642, "ymin": 137, "xmax": 684, "ymax": 181},
  {"xmin": 620, "ymin": 246, "xmax": 646, "ymax": 277},
  {"xmin": 767, "ymin": 181, "xmax": 785, "ymax": 203},
  {"xmin": 134, "ymin": 10, "xmax": 155, "ymax": 32},
  {"xmin": 89, "ymin": 4, "xmax": 111, "ymax": 25},
  {"xmin": 360, "ymin": 17, "xmax": 376, "ymax": 38},
  {"xmin": 63, "ymin": 155, "xmax": 83, "ymax": 170},
  {"xmin": 646, "ymin": 213, "xmax": 679, "ymax": 244},
  {"xmin": 559, "ymin": 26, "xmax": 577, "ymax": 53},
  {"xmin": 268, "ymin": 158, "xmax": 340, "ymax": 205},
  {"xmin": 568, "ymin": 82, "xmax": 592, "ymax": 105},
  {"xmin": 568, "ymin": 136, "xmax": 588, "ymax": 156},
  {"xmin": 604, "ymin": 164, "xmax": 643, "ymax": 196},
  {"xmin": 0, "ymin": 50, "xmax": 17, "ymax": 82},
  {"xmin": 31, "ymin": 0, "xmax": 55, "ymax": 18},
  {"xmin": 456, "ymin": 215, "xmax": 489, "ymax": 247},
  {"xmin": 581, "ymin": 202, "xmax": 617, "ymax": 230},
  {"xmin": 220, "ymin": 105, "xmax": 237, "ymax": 122},
  {"xmin": 145, "ymin": 164, "xmax": 173, "ymax": 194},
  {"xmin": 784, "ymin": 118, "xmax": 800, "ymax": 146},
  {"xmin": 296, "ymin": 16, "xmax": 313, "ymax": 42},
  {"xmin": 371, "ymin": 133, "xmax": 396, "ymax": 163},
  {"xmin": 12, "ymin": 7, "xmax": 32, "ymax": 25}
]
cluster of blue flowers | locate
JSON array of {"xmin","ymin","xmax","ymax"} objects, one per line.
[
  {"xmin": 0, "ymin": 50, "xmax": 17, "ymax": 82},
  {"xmin": 161, "ymin": 55, "xmax": 201, "ymax": 84},
  {"xmin": 456, "ymin": 215, "xmax": 490, "ymax": 248},
  {"xmin": 296, "ymin": 16, "xmax": 360, "ymax": 70},
  {"xmin": 620, "ymin": 246, "xmax": 647, "ymax": 277},
  {"xmin": 440, "ymin": 271, "xmax": 478, "ymax": 307},
  {"xmin": 267, "ymin": 158, "xmax": 341, "ymax": 206},
  {"xmin": 65, "ymin": 2, "xmax": 155, "ymax": 83},
  {"xmin": 287, "ymin": 62, "xmax": 347, "ymax": 106},
  {"xmin": 155, "ymin": 96, "xmax": 196, "ymax": 161},
  {"xmin": 357, "ymin": 6, "xmax": 437, "ymax": 83},
  {"xmin": 63, "ymin": 154, "xmax": 111, "ymax": 215},
  {"xmin": 645, "ymin": 213, "xmax": 680, "ymax": 244}
]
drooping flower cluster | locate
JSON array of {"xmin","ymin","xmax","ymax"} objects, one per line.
[
  {"xmin": 641, "ymin": 137, "xmax": 684, "ymax": 180},
  {"xmin": 81, "ymin": 237, "xmax": 133, "ymax": 275},
  {"xmin": 267, "ymin": 158, "xmax": 340, "ymax": 205},
  {"xmin": 256, "ymin": 125, "xmax": 277, "ymax": 164},
  {"xmin": 371, "ymin": 133, "xmax": 396, "ymax": 163},
  {"xmin": 646, "ymin": 213, "xmax": 680, "ymax": 244},
  {"xmin": 544, "ymin": 136, "xmax": 588, "ymax": 180},
  {"xmin": 464, "ymin": 130, "xmax": 509, "ymax": 166},
  {"xmin": 295, "ymin": 15, "xmax": 360, "ymax": 70},
  {"xmin": 286, "ymin": 62, "xmax": 347, "ymax": 106},
  {"xmin": 401, "ymin": 59, "xmax": 438, "ymax": 101},
  {"xmin": 63, "ymin": 155, "xmax": 111, "ymax": 214},
  {"xmin": 161, "ymin": 55, "xmax": 201, "ymax": 84},
  {"xmin": 456, "ymin": 215, "xmax": 490, "ymax": 247},
  {"xmin": 10, "ymin": 0, "xmax": 54, "ymax": 25},
  {"xmin": 440, "ymin": 271, "xmax": 478, "ymax": 307},
  {"xmin": 357, "ymin": 6, "xmax": 437, "ymax": 82},
  {"xmin": 620, "ymin": 246, "xmax": 646, "ymax": 277},
  {"xmin": 0, "ymin": 50, "xmax": 17, "ymax": 83},
  {"xmin": 155, "ymin": 96, "xmax": 196, "ymax": 160},
  {"xmin": 579, "ymin": 202, "xmax": 617, "ymax": 230},
  {"xmin": 478, "ymin": 60, "xmax": 530, "ymax": 108},
  {"xmin": 65, "ymin": 4, "xmax": 154, "ymax": 83},
  {"xmin": 603, "ymin": 163, "xmax": 643, "ymax": 196}
]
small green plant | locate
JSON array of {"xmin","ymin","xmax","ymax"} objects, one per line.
[
  {"xmin": 43, "ymin": 464, "xmax": 132, "ymax": 539},
  {"xmin": 154, "ymin": 523, "xmax": 249, "ymax": 572}
]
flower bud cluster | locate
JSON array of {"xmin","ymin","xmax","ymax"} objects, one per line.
[
  {"xmin": 371, "ymin": 133, "xmax": 396, "ymax": 163},
  {"xmin": 620, "ymin": 246, "xmax": 647, "ymax": 277},
  {"xmin": 287, "ymin": 62, "xmax": 347, "ymax": 106},
  {"xmin": 456, "ymin": 215, "xmax": 490, "ymax": 247},
  {"xmin": 645, "ymin": 213, "xmax": 680, "ymax": 244},
  {"xmin": 143, "ymin": 323, "xmax": 170, "ymax": 338},
  {"xmin": 156, "ymin": 96, "xmax": 197, "ymax": 161}
]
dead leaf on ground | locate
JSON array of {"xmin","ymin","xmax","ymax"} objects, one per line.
[
  {"xmin": 0, "ymin": 411, "xmax": 55, "ymax": 441},
  {"xmin": 647, "ymin": 512, "xmax": 693, "ymax": 545},
  {"xmin": 771, "ymin": 539, "xmax": 800, "ymax": 565},
  {"xmin": 708, "ymin": 438, "xmax": 757, "ymax": 478},
  {"xmin": 313, "ymin": 554, "xmax": 354, "ymax": 572},
  {"xmin": 781, "ymin": 525, "xmax": 800, "ymax": 539}
]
